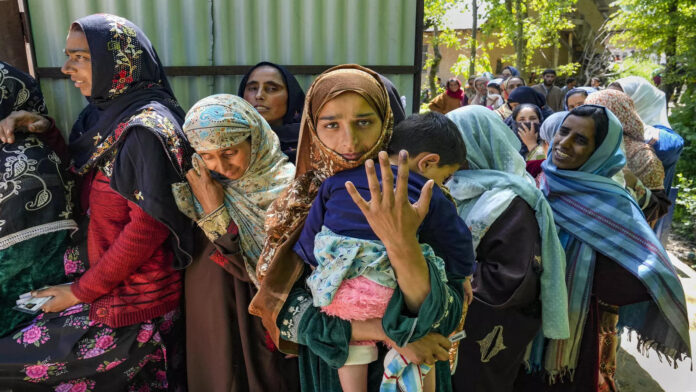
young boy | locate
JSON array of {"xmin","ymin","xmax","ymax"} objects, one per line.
[{"xmin": 293, "ymin": 112, "xmax": 475, "ymax": 392}]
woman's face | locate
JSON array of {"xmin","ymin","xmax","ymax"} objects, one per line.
[
  {"xmin": 501, "ymin": 69, "xmax": 512, "ymax": 79},
  {"xmin": 61, "ymin": 29, "xmax": 92, "ymax": 97},
  {"xmin": 515, "ymin": 107, "xmax": 540, "ymax": 123},
  {"xmin": 487, "ymin": 86, "xmax": 500, "ymax": 96},
  {"xmin": 198, "ymin": 139, "xmax": 252, "ymax": 180},
  {"xmin": 447, "ymin": 81, "xmax": 460, "ymax": 93},
  {"xmin": 566, "ymin": 92, "xmax": 587, "ymax": 110},
  {"xmin": 243, "ymin": 66, "xmax": 288, "ymax": 127},
  {"xmin": 506, "ymin": 78, "xmax": 524, "ymax": 94},
  {"xmin": 475, "ymin": 80, "xmax": 487, "ymax": 94},
  {"xmin": 315, "ymin": 92, "xmax": 382, "ymax": 161},
  {"xmin": 552, "ymin": 114, "xmax": 596, "ymax": 170}
]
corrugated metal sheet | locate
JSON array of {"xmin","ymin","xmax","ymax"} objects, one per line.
[{"xmin": 26, "ymin": 0, "xmax": 417, "ymax": 134}]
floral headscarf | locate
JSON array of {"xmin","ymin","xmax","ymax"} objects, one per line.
[
  {"xmin": 0, "ymin": 61, "xmax": 46, "ymax": 118},
  {"xmin": 585, "ymin": 90, "xmax": 665, "ymax": 189},
  {"xmin": 173, "ymin": 94, "xmax": 295, "ymax": 287}
]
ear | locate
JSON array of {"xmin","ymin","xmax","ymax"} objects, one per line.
[{"xmin": 417, "ymin": 153, "xmax": 441, "ymax": 173}]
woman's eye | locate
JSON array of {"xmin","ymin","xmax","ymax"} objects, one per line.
[
  {"xmin": 322, "ymin": 122, "xmax": 338, "ymax": 130},
  {"xmin": 246, "ymin": 86, "xmax": 258, "ymax": 92},
  {"xmin": 357, "ymin": 119, "xmax": 372, "ymax": 127},
  {"xmin": 266, "ymin": 86, "xmax": 278, "ymax": 93}
]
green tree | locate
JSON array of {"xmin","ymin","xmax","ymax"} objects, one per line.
[
  {"xmin": 423, "ymin": 0, "xmax": 464, "ymax": 97},
  {"xmin": 482, "ymin": 0, "xmax": 578, "ymax": 75}
]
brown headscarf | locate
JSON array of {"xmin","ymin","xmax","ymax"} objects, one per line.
[
  {"xmin": 585, "ymin": 89, "xmax": 665, "ymax": 189},
  {"xmin": 249, "ymin": 65, "xmax": 393, "ymax": 351}
]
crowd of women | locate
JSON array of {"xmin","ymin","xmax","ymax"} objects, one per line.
[{"xmin": 0, "ymin": 13, "xmax": 690, "ymax": 392}]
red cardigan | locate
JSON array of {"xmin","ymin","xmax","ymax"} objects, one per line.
[{"xmin": 71, "ymin": 170, "xmax": 182, "ymax": 327}]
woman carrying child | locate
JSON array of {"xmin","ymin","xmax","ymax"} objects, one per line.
[{"xmin": 250, "ymin": 64, "xmax": 472, "ymax": 392}]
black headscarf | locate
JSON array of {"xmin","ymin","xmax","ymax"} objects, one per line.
[
  {"xmin": 68, "ymin": 14, "xmax": 194, "ymax": 269},
  {"xmin": 506, "ymin": 86, "xmax": 554, "ymax": 120},
  {"xmin": 237, "ymin": 62, "xmax": 305, "ymax": 163},
  {"xmin": 379, "ymin": 74, "xmax": 406, "ymax": 125},
  {"xmin": 0, "ymin": 61, "xmax": 46, "ymax": 118}
]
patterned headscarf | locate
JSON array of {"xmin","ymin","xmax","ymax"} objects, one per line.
[
  {"xmin": 173, "ymin": 94, "xmax": 295, "ymax": 287},
  {"xmin": 68, "ymin": 14, "xmax": 194, "ymax": 269},
  {"xmin": 585, "ymin": 90, "xmax": 665, "ymax": 189},
  {"xmin": 446, "ymin": 105, "xmax": 569, "ymax": 339},
  {"xmin": 0, "ymin": 62, "xmax": 46, "ymax": 118},
  {"xmin": 257, "ymin": 64, "xmax": 393, "ymax": 281}
]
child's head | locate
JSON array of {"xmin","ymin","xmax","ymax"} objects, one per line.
[{"xmin": 387, "ymin": 112, "xmax": 467, "ymax": 185}]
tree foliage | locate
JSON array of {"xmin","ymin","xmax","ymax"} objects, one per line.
[
  {"xmin": 481, "ymin": 0, "xmax": 578, "ymax": 74},
  {"xmin": 423, "ymin": 0, "xmax": 464, "ymax": 97}
]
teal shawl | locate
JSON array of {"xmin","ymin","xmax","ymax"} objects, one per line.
[
  {"xmin": 533, "ymin": 104, "xmax": 690, "ymax": 378},
  {"xmin": 446, "ymin": 105, "xmax": 569, "ymax": 339}
]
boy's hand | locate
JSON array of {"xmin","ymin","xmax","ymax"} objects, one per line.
[{"xmin": 462, "ymin": 276, "xmax": 473, "ymax": 305}]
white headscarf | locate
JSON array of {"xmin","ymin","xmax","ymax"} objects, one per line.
[{"xmin": 615, "ymin": 76, "xmax": 671, "ymax": 128}]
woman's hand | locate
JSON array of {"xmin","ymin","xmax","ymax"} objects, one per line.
[
  {"xmin": 32, "ymin": 285, "xmax": 80, "ymax": 313},
  {"xmin": 392, "ymin": 332, "xmax": 451, "ymax": 365},
  {"xmin": 463, "ymin": 276, "xmax": 473, "ymax": 305},
  {"xmin": 345, "ymin": 150, "xmax": 433, "ymax": 312},
  {"xmin": 185, "ymin": 155, "xmax": 225, "ymax": 215},
  {"xmin": 518, "ymin": 122, "xmax": 539, "ymax": 151},
  {"xmin": 345, "ymin": 150, "xmax": 433, "ymax": 248},
  {"xmin": 0, "ymin": 110, "xmax": 50, "ymax": 143}
]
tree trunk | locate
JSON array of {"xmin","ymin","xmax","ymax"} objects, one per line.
[
  {"xmin": 661, "ymin": 0, "xmax": 679, "ymax": 112},
  {"xmin": 428, "ymin": 25, "xmax": 442, "ymax": 98},
  {"xmin": 469, "ymin": 0, "xmax": 478, "ymax": 78},
  {"xmin": 514, "ymin": 0, "xmax": 526, "ymax": 74}
]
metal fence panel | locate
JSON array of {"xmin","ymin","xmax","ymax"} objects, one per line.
[{"xmin": 27, "ymin": 0, "xmax": 417, "ymax": 134}]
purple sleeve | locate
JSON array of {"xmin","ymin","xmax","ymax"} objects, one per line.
[
  {"xmin": 418, "ymin": 188, "xmax": 476, "ymax": 279},
  {"xmin": 292, "ymin": 179, "xmax": 330, "ymax": 267}
]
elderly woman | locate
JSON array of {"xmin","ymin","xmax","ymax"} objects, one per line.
[
  {"xmin": 0, "ymin": 14, "xmax": 191, "ymax": 390},
  {"xmin": 238, "ymin": 62, "xmax": 305, "ymax": 163},
  {"xmin": 249, "ymin": 65, "xmax": 466, "ymax": 391},
  {"xmin": 172, "ymin": 94, "xmax": 298, "ymax": 391},
  {"xmin": 446, "ymin": 106, "xmax": 569, "ymax": 392},
  {"xmin": 516, "ymin": 105, "xmax": 690, "ymax": 392}
]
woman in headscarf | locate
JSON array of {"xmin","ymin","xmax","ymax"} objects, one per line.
[
  {"xmin": 445, "ymin": 105, "xmax": 569, "ymax": 392},
  {"xmin": 0, "ymin": 14, "xmax": 192, "ymax": 390},
  {"xmin": 563, "ymin": 87, "xmax": 597, "ymax": 111},
  {"xmin": 608, "ymin": 76, "xmax": 683, "ymax": 190},
  {"xmin": 172, "ymin": 94, "xmax": 298, "ymax": 391},
  {"xmin": 501, "ymin": 65, "xmax": 521, "ymax": 80},
  {"xmin": 497, "ymin": 76, "xmax": 526, "ymax": 119},
  {"xmin": 485, "ymin": 79, "xmax": 505, "ymax": 109},
  {"xmin": 428, "ymin": 77, "xmax": 466, "ymax": 114},
  {"xmin": 585, "ymin": 89, "xmax": 669, "ymax": 224},
  {"xmin": 508, "ymin": 103, "xmax": 546, "ymax": 160},
  {"xmin": 249, "ymin": 65, "xmax": 466, "ymax": 391},
  {"xmin": 516, "ymin": 105, "xmax": 690, "ymax": 392},
  {"xmin": 0, "ymin": 62, "xmax": 77, "ymax": 338},
  {"xmin": 238, "ymin": 62, "xmax": 305, "ymax": 163},
  {"xmin": 470, "ymin": 76, "xmax": 490, "ymax": 106}
]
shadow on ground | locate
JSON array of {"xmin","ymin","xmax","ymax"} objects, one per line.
[{"xmin": 616, "ymin": 347, "xmax": 665, "ymax": 392}]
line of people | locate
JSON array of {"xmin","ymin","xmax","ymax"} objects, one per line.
[{"xmin": 0, "ymin": 13, "xmax": 690, "ymax": 392}]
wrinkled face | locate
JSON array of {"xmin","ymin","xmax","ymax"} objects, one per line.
[
  {"xmin": 506, "ymin": 77, "xmax": 524, "ymax": 94},
  {"xmin": 543, "ymin": 73, "xmax": 556, "ymax": 86},
  {"xmin": 61, "ymin": 28, "xmax": 92, "ymax": 96},
  {"xmin": 501, "ymin": 69, "xmax": 512, "ymax": 79},
  {"xmin": 515, "ymin": 107, "xmax": 540, "ymax": 123},
  {"xmin": 447, "ymin": 81, "xmax": 460, "ymax": 92},
  {"xmin": 315, "ymin": 92, "xmax": 382, "ymax": 160},
  {"xmin": 552, "ymin": 114, "xmax": 596, "ymax": 170},
  {"xmin": 243, "ymin": 66, "xmax": 288, "ymax": 127},
  {"xmin": 475, "ymin": 80, "xmax": 487, "ymax": 94},
  {"xmin": 198, "ymin": 139, "xmax": 252, "ymax": 180},
  {"xmin": 566, "ymin": 92, "xmax": 587, "ymax": 111}
]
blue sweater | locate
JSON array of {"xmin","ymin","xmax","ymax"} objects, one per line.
[{"xmin": 293, "ymin": 164, "xmax": 476, "ymax": 279}]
